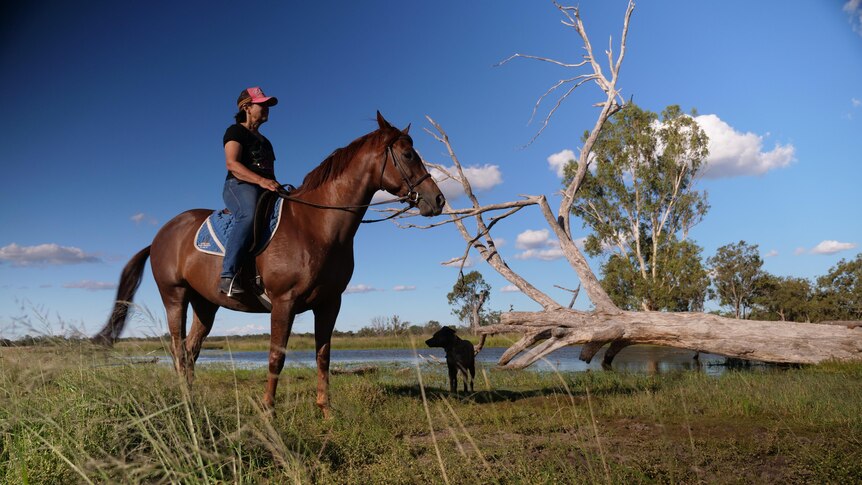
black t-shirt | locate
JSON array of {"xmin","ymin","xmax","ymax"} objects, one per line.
[{"xmin": 223, "ymin": 124, "xmax": 276, "ymax": 180}]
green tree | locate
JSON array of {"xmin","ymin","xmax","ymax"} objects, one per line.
[
  {"xmin": 565, "ymin": 104, "xmax": 710, "ymax": 311},
  {"xmin": 600, "ymin": 237, "xmax": 709, "ymax": 311},
  {"xmin": 813, "ymin": 253, "xmax": 862, "ymax": 321},
  {"xmin": 447, "ymin": 271, "xmax": 492, "ymax": 333},
  {"xmin": 707, "ymin": 241, "xmax": 768, "ymax": 319},
  {"xmin": 751, "ymin": 274, "xmax": 813, "ymax": 322}
]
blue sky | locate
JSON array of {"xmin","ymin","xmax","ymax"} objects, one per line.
[{"xmin": 2, "ymin": 1, "xmax": 861, "ymax": 339}]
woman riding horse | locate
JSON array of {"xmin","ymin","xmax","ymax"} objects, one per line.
[
  {"xmin": 221, "ymin": 87, "xmax": 282, "ymax": 297},
  {"xmin": 95, "ymin": 112, "xmax": 445, "ymax": 417}
]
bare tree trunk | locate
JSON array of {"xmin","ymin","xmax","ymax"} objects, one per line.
[{"xmin": 470, "ymin": 291, "xmax": 487, "ymax": 334}]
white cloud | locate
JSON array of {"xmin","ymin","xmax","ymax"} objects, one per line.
[
  {"xmin": 441, "ymin": 256, "xmax": 475, "ymax": 268},
  {"xmin": 345, "ymin": 284, "xmax": 380, "ymax": 294},
  {"xmin": 392, "ymin": 285, "xmax": 416, "ymax": 292},
  {"xmin": 514, "ymin": 248, "xmax": 565, "ymax": 261},
  {"xmin": 0, "ymin": 243, "xmax": 101, "ymax": 266},
  {"xmin": 369, "ymin": 163, "xmax": 502, "ymax": 203},
  {"xmin": 63, "ymin": 280, "xmax": 117, "ymax": 291},
  {"xmin": 853, "ymin": 97, "xmax": 861, "ymax": 108},
  {"xmin": 431, "ymin": 164, "xmax": 502, "ymax": 200},
  {"xmin": 845, "ymin": 0, "xmax": 862, "ymax": 35},
  {"xmin": 515, "ymin": 229, "xmax": 552, "ymax": 249},
  {"xmin": 513, "ymin": 229, "xmax": 564, "ymax": 260},
  {"xmin": 500, "ymin": 284, "xmax": 520, "ymax": 293},
  {"xmin": 547, "ymin": 149, "xmax": 575, "ymax": 178},
  {"xmin": 131, "ymin": 213, "xmax": 158, "ymax": 226},
  {"xmin": 764, "ymin": 250, "xmax": 779, "ymax": 258},
  {"xmin": 223, "ymin": 323, "xmax": 268, "ymax": 335},
  {"xmin": 794, "ymin": 247, "xmax": 807, "ymax": 256},
  {"xmin": 810, "ymin": 240, "xmax": 857, "ymax": 255},
  {"xmin": 694, "ymin": 114, "xmax": 795, "ymax": 178}
]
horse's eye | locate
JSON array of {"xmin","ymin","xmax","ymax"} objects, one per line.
[{"xmin": 403, "ymin": 151, "xmax": 414, "ymax": 160}]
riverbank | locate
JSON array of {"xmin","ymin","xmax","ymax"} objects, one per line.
[
  {"xmin": 112, "ymin": 332, "xmax": 517, "ymax": 354},
  {"xmin": 1, "ymin": 346, "xmax": 859, "ymax": 483}
]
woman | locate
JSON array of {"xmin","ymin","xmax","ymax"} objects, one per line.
[{"xmin": 220, "ymin": 86, "xmax": 281, "ymax": 297}]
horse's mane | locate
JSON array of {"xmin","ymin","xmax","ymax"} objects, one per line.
[{"xmin": 293, "ymin": 129, "xmax": 390, "ymax": 195}]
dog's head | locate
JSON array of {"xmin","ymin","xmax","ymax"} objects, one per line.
[{"xmin": 425, "ymin": 326, "xmax": 457, "ymax": 348}]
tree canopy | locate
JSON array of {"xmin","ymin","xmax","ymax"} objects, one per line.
[
  {"xmin": 447, "ymin": 271, "xmax": 493, "ymax": 332},
  {"xmin": 815, "ymin": 253, "xmax": 862, "ymax": 321},
  {"xmin": 565, "ymin": 104, "xmax": 710, "ymax": 311},
  {"xmin": 707, "ymin": 241, "xmax": 767, "ymax": 319},
  {"xmin": 750, "ymin": 275, "xmax": 814, "ymax": 322}
]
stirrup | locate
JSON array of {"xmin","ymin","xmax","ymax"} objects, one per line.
[{"xmin": 219, "ymin": 275, "xmax": 245, "ymax": 297}]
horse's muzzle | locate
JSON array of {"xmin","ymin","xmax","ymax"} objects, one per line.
[{"xmin": 417, "ymin": 192, "xmax": 445, "ymax": 216}]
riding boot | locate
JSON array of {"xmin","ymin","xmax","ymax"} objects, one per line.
[{"xmin": 219, "ymin": 275, "xmax": 245, "ymax": 297}]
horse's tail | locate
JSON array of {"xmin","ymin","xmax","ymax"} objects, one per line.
[{"xmin": 92, "ymin": 246, "xmax": 151, "ymax": 346}]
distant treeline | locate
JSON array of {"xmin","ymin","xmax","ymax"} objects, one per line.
[
  {"xmin": 1, "ymin": 318, "xmax": 451, "ymax": 347},
  {"xmin": 0, "ymin": 335, "xmax": 91, "ymax": 347}
]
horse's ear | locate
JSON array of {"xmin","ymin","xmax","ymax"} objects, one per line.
[
  {"xmin": 376, "ymin": 111, "xmax": 392, "ymax": 130},
  {"xmin": 402, "ymin": 123, "xmax": 411, "ymax": 135}
]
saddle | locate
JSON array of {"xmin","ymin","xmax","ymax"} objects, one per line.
[
  {"xmin": 194, "ymin": 190, "xmax": 286, "ymax": 310},
  {"xmin": 194, "ymin": 191, "xmax": 284, "ymax": 257}
]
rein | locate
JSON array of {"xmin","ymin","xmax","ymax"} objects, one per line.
[
  {"xmin": 275, "ymin": 135, "xmax": 430, "ymax": 224},
  {"xmin": 276, "ymin": 188, "xmax": 412, "ymax": 223}
]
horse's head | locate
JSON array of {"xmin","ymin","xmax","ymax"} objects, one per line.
[{"xmin": 375, "ymin": 111, "xmax": 445, "ymax": 217}]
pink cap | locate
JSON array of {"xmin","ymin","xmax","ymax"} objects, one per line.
[{"xmin": 237, "ymin": 87, "xmax": 278, "ymax": 108}]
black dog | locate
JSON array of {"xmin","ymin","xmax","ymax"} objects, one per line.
[{"xmin": 425, "ymin": 326, "xmax": 475, "ymax": 393}]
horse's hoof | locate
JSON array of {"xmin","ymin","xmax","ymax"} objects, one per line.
[{"xmin": 317, "ymin": 404, "xmax": 332, "ymax": 420}]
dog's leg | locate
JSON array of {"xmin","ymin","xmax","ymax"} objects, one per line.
[{"xmin": 448, "ymin": 365, "xmax": 458, "ymax": 393}]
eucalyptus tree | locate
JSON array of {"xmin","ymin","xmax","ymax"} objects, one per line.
[
  {"xmin": 447, "ymin": 271, "xmax": 492, "ymax": 333},
  {"xmin": 751, "ymin": 275, "xmax": 814, "ymax": 322},
  {"xmin": 707, "ymin": 241, "xmax": 767, "ymax": 319},
  {"xmin": 815, "ymin": 253, "xmax": 862, "ymax": 321},
  {"xmin": 564, "ymin": 104, "xmax": 710, "ymax": 311}
]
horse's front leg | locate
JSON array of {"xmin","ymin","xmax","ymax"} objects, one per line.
[
  {"xmin": 263, "ymin": 299, "xmax": 296, "ymax": 410},
  {"xmin": 313, "ymin": 297, "xmax": 341, "ymax": 419}
]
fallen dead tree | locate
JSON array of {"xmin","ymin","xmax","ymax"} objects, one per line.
[
  {"xmin": 392, "ymin": 0, "xmax": 862, "ymax": 369},
  {"xmin": 483, "ymin": 309, "xmax": 862, "ymax": 369}
]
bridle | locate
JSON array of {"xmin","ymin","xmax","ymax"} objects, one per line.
[
  {"xmin": 379, "ymin": 135, "xmax": 432, "ymax": 206},
  {"xmin": 275, "ymin": 133, "xmax": 433, "ymax": 223}
]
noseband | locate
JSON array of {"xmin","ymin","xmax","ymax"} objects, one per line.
[{"xmin": 381, "ymin": 137, "xmax": 432, "ymax": 206}]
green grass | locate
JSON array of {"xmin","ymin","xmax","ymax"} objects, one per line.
[{"xmin": 1, "ymin": 344, "xmax": 860, "ymax": 484}]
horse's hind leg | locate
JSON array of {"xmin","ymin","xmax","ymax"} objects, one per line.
[
  {"xmin": 161, "ymin": 286, "xmax": 190, "ymax": 378},
  {"xmin": 185, "ymin": 295, "xmax": 219, "ymax": 385}
]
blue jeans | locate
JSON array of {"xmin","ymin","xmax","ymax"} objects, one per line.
[{"xmin": 221, "ymin": 178, "xmax": 264, "ymax": 278}]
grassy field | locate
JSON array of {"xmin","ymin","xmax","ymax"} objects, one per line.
[{"xmin": 1, "ymin": 344, "xmax": 860, "ymax": 484}]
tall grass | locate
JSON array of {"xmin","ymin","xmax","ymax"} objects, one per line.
[{"xmin": 1, "ymin": 343, "xmax": 860, "ymax": 483}]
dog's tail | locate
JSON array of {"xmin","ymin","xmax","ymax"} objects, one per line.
[{"xmin": 473, "ymin": 334, "xmax": 486, "ymax": 356}]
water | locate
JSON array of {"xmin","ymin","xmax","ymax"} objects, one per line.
[{"xmin": 187, "ymin": 345, "xmax": 728, "ymax": 376}]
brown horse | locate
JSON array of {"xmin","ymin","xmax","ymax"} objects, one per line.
[{"xmin": 95, "ymin": 112, "xmax": 445, "ymax": 417}]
